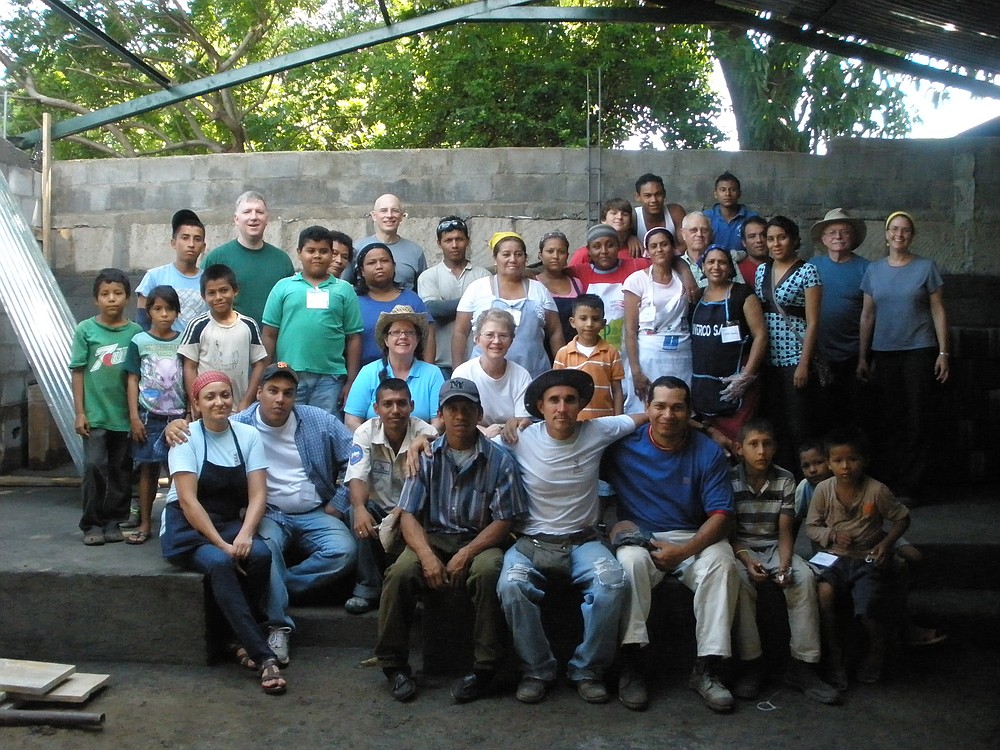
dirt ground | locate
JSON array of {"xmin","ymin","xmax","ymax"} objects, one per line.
[{"xmin": 4, "ymin": 643, "xmax": 999, "ymax": 750}]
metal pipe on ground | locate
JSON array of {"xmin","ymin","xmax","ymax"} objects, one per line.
[{"xmin": 0, "ymin": 709, "xmax": 105, "ymax": 728}]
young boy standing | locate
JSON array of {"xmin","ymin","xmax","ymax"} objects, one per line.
[
  {"xmin": 729, "ymin": 420, "xmax": 840, "ymax": 704},
  {"xmin": 70, "ymin": 268, "xmax": 143, "ymax": 546},
  {"xmin": 554, "ymin": 295, "xmax": 624, "ymax": 418},
  {"xmin": 124, "ymin": 285, "xmax": 187, "ymax": 544},
  {"xmin": 805, "ymin": 428, "xmax": 911, "ymax": 687},
  {"xmin": 135, "ymin": 209, "xmax": 208, "ymax": 333},
  {"xmin": 262, "ymin": 226, "xmax": 363, "ymax": 415},
  {"xmin": 178, "ymin": 264, "xmax": 267, "ymax": 413}
]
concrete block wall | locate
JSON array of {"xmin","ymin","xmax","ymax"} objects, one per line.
[
  {"xmin": 0, "ymin": 141, "xmax": 42, "ymax": 472},
  {"xmin": 47, "ymin": 139, "xmax": 1000, "ymax": 282}
]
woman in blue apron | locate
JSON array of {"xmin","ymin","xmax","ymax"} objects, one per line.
[
  {"xmin": 454, "ymin": 233, "xmax": 564, "ymax": 379},
  {"xmin": 690, "ymin": 246, "xmax": 769, "ymax": 442},
  {"xmin": 160, "ymin": 371, "xmax": 286, "ymax": 695}
]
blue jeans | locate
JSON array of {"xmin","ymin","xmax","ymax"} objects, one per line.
[
  {"xmin": 296, "ymin": 373, "xmax": 346, "ymax": 417},
  {"xmin": 498, "ymin": 539, "xmax": 626, "ymax": 682},
  {"xmin": 258, "ymin": 508, "xmax": 357, "ymax": 629},
  {"xmin": 345, "ymin": 503, "xmax": 394, "ymax": 601},
  {"xmin": 171, "ymin": 539, "xmax": 275, "ymax": 666}
]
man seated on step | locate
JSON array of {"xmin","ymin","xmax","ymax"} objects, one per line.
[
  {"xmin": 374, "ymin": 378, "xmax": 527, "ymax": 704},
  {"xmin": 342, "ymin": 377, "xmax": 439, "ymax": 615},
  {"xmin": 163, "ymin": 362, "xmax": 358, "ymax": 666},
  {"xmin": 602, "ymin": 376, "xmax": 740, "ymax": 713}
]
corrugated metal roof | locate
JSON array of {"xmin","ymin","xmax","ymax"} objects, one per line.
[{"xmin": 711, "ymin": 0, "xmax": 1000, "ymax": 77}]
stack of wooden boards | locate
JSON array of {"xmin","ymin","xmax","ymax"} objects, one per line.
[{"xmin": 0, "ymin": 658, "xmax": 108, "ymax": 724}]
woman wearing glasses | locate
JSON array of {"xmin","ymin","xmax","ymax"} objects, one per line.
[
  {"xmin": 343, "ymin": 305, "xmax": 444, "ymax": 432},
  {"xmin": 451, "ymin": 310, "xmax": 533, "ymax": 438}
]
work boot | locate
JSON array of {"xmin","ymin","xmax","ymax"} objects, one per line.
[
  {"xmin": 785, "ymin": 659, "xmax": 841, "ymax": 704},
  {"xmin": 689, "ymin": 656, "xmax": 734, "ymax": 713},
  {"xmin": 617, "ymin": 667, "xmax": 649, "ymax": 711}
]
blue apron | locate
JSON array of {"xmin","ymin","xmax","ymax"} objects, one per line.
[{"xmin": 472, "ymin": 278, "xmax": 552, "ymax": 379}]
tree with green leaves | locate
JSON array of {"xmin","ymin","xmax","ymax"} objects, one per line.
[{"xmin": 710, "ymin": 27, "xmax": 910, "ymax": 152}]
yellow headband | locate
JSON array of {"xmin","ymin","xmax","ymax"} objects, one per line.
[
  {"xmin": 489, "ymin": 231, "xmax": 524, "ymax": 253},
  {"xmin": 885, "ymin": 211, "xmax": 915, "ymax": 231}
]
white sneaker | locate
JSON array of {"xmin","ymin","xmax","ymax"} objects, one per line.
[{"xmin": 267, "ymin": 627, "xmax": 291, "ymax": 666}]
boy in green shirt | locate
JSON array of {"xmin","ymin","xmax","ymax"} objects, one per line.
[
  {"xmin": 262, "ymin": 226, "xmax": 363, "ymax": 416},
  {"xmin": 70, "ymin": 268, "xmax": 143, "ymax": 545}
]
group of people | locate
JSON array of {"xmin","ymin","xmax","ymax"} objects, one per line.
[{"xmin": 67, "ymin": 174, "xmax": 949, "ymax": 703}]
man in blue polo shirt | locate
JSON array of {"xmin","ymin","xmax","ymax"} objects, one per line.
[{"xmin": 603, "ymin": 375, "xmax": 739, "ymax": 713}]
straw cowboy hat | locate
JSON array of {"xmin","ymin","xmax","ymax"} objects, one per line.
[
  {"xmin": 810, "ymin": 208, "xmax": 867, "ymax": 250},
  {"xmin": 373, "ymin": 305, "xmax": 430, "ymax": 351}
]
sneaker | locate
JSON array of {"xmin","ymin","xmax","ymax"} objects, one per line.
[
  {"xmin": 689, "ymin": 658, "xmax": 734, "ymax": 713},
  {"xmin": 733, "ymin": 658, "xmax": 764, "ymax": 700},
  {"xmin": 515, "ymin": 677, "xmax": 549, "ymax": 704},
  {"xmin": 574, "ymin": 678, "xmax": 609, "ymax": 704},
  {"xmin": 617, "ymin": 668, "xmax": 649, "ymax": 711},
  {"xmin": 388, "ymin": 670, "xmax": 417, "ymax": 702},
  {"xmin": 344, "ymin": 596, "xmax": 378, "ymax": 615},
  {"xmin": 451, "ymin": 671, "xmax": 494, "ymax": 704},
  {"xmin": 785, "ymin": 659, "xmax": 840, "ymax": 704},
  {"xmin": 267, "ymin": 626, "xmax": 292, "ymax": 666}
]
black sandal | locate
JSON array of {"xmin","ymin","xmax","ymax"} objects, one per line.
[
  {"xmin": 260, "ymin": 658, "xmax": 287, "ymax": 695},
  {"xmin": 234, "ymin": 646, "xmax": 257, "ymax": 671}
]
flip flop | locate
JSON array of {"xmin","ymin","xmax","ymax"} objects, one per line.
[
  {"xmin": 908, "ymin": 627, "xmax": 948, "ymax": 647},
  {"xmin": 125, "ymin": 530, "xmax": 151, "ymax": 545}
]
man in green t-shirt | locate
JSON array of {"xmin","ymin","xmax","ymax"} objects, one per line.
[{"xmin": 202, "ymin": 190, "xmax": 293, "ymax": 325}]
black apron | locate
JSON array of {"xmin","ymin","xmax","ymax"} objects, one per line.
[
  {"xmin": 161, "ymin": 423, "xmax": 249, "ymax": 559},
  {"xmin": 690, "ymin": 286, "xmax": 750, "ymax": 417}
]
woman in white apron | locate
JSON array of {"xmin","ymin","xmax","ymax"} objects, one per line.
[
  {"xmin": 622, "ymin": 228, "xmax": 692, "ymax": 407},
  {"xmin": 453, "ymin": 233, "xmax": 564, "ymax": 379}
]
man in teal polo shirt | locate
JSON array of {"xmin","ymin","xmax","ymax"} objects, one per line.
[
  {"xmin": 203, "ymin": 190, "xmax": 294, "ymax": 325},
  {"xmin": 262, "ymin": 226, "xmax": 363, "ymax": 415}
]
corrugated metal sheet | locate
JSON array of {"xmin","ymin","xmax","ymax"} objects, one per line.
[
  {"xmin": 0, "ymin": 171, "xmax": 83, "ymax": 473},
  {"xmin": 712, "ymin": 0, "xmax": 1000, "ymax": 76}
]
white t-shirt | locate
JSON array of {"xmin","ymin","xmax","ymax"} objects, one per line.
[
  {"xmin": 253, "ymin": 411, "xmax": 319, "ymax": 514},
  {"xmin": 622, "ymin": 269, "xmax": 689, "ymax": 339},
  {"xmin": 451, "ymin": 357, "xmax": 531, "ymax": 426},
  {"xmin": 456, "ymin": 276, "xmax": 558, "ymax": 337},
  {"xmin": 501, "ymin": 415, "xmax": 637, "ymax": 536}
]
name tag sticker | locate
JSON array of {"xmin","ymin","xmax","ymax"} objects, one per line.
[
  {"xmin": 307, "ymin": 289, "xmax": 329, "ymax": 309},
  {"xmin": 661, "ymin": 335, "xmax": 680, "ymax": 351},
  {"xmin": 720, "ymin": 324, "xmax": 741, "ymax": 343}
]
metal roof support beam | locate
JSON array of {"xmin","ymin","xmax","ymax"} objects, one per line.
[
  {"xmin": 13, "ymin": 0, "xmax": 536, "ymax": 148},
  {"xmin": 15, "ymin": 0, "xmax": 1000, "ymax": 148},
  {"xmin": 470, "ymin": 5, "xmax": 1000, "ymax": 98},
  {"xmin": 40, "ymin": 0, "xmax": 171, "ymax": 88}
]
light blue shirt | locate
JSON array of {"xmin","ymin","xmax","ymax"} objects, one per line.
[{"xmin": 344, "ymin": 359, "xmax": 444, "ymax": 424}]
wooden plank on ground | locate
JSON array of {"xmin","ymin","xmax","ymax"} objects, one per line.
[
  {"xmin": 0, "ymin": 659, "xmax": 75, "ymax": 695},
  {"xmin": 5, "ymin": 673, "xmax": 110, "ymax": 704}
]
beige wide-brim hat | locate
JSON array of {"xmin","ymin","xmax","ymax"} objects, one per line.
[
  {"xmin": 811, "ymin": 208, "xmax": 867, "ymax": 250},
  {"xmin": 374, "ymin": 305, "xmax": 430, "ymax": 351}
]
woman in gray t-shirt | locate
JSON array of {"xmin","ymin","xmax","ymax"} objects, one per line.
[{"xmin": 857, "ymin": 211, "xmax": 950, "ymax": 500}]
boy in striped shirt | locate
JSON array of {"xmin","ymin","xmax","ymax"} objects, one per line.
[{"xmin": 728, "ymin": 418, "xmax": 839, "ymax": 705}]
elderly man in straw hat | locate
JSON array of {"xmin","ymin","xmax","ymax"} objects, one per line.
[{"xmin": 807, "ymin": 208, "xmax": 871, "ymax": 432}]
